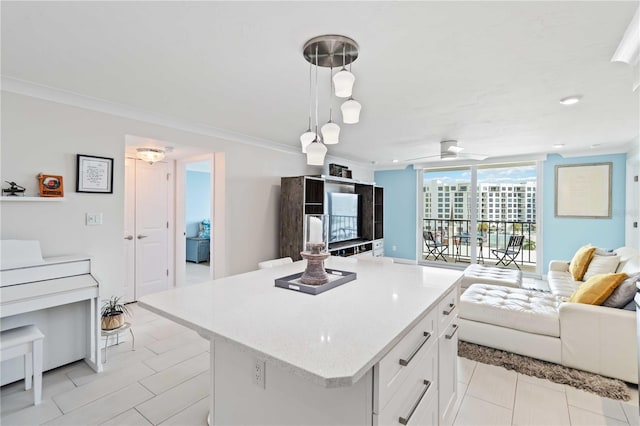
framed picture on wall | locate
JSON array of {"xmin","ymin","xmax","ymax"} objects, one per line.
[
  {"xmin": 555, "ymin": 162, "xmax": 612, "ymax": 218},
  {"xmin": 76, "ymin": 154, "xmax": 114, "ymax": 193}
]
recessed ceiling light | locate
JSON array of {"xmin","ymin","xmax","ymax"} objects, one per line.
[
  {"xmin": 559, "ymin": 95, "xmax": 582, "ymax": 105},
  {"xmin": 392, "ymin": 159, "xmax": 399, "ymax": 163},
  {"xmin": 552, "ymin": 144, "xmax": 564, "ymax": 149}
]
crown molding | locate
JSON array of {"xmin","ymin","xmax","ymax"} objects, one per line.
[
  {"xmin": 2, "ymin": 76, "xmax": 373, "ymax": 169},
  {"xmin": 1, "ymin": 75, "xmax": 370, "ymax": 170}
]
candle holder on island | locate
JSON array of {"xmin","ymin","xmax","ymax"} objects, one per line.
[
  {"xmin": 300, "ymin": 214, "xmax": 329, "ymax": 285},
  {"xmin": 300, "ymin": 242, "xmax": 331, "ymax": 285}
]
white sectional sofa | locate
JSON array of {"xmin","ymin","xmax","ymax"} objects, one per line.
[{"xmin": 459, "ymin": 247, "xmax": 639, "ymax": 384}]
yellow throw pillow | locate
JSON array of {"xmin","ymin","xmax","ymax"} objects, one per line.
[
  {"xmin": 569, "ymin": 273, "xmax": 628, "ymax": 305},
  {"xmin": 569, "ymin": 245, "xmax": 596, "ymax": 281}
]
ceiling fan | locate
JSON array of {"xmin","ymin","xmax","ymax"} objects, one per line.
[{"xmin": 405, "ymin": 140, "xmax": 489, "ymax": 162}]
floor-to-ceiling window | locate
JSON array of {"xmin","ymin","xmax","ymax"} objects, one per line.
[{"xmin": 420, "ymin": 162, "xmax": 538, "ymax": 273}]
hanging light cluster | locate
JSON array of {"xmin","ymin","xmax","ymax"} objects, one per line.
[{"xmin": 300, "ymin": 35, "xmax": 362, "ymax": 166}]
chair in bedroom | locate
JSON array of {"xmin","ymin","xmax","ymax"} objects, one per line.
[
  {"xmin": 491, "ymin": 235, "xmax": 525, "ymax": 269},
  {"xmin": 423, "ymin": 230, "xmax": 448, "ymax": 262}
]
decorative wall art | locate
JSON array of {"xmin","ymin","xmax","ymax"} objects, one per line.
[
  {"xmin": 555, "ymin": 162, "xmax": 612, "ymax": 218},
  {"xmin": 76, "ymin": 154, "xmax": 114, "ymax": 193},
  {"xmin": 38, "ymin": 173, "xmax": 64, "ymax": 197}
]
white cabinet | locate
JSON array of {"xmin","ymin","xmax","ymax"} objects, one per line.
[
  {"xmin": 376, "ymin": 344, "xmax": 438, "ymax": 425},
  {"xmin": 373, "ymin": 289, "xmax": 459, "ymax": 426},
  {"xmin": 212, "ymin": 288, "xmax": 458, "ymax": 426},
  {"xmin": 140, "ymin": 258, "xmax": 463, "ymax": 426},
  {"xmin": 437, "ymin": 289, "xmax": 459, "ymax": 425},
  {"xmin": 375, "ymin": 309, "xmax": 437, "ymax": 411}
]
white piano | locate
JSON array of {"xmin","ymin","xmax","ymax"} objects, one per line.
[{"xmin": 0, "ymin": 241, "xmax": 101, "ymax": 385}]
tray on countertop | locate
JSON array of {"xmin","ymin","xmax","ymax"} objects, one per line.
[{"xmin": 275, "ymin": 268, "xmax": 357, "ymax": 295}]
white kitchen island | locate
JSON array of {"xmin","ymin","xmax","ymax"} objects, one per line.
[{"xmin": 139, "ymin": 256, "xmax": 462, "ymax": 425}]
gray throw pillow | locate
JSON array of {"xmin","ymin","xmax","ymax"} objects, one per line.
[
  {"xmin": 602, "ymin": 272, "xmax": 640, "ymax": 308},
  {"xmin": 622, "ymin": 299, "xmax": 636, "ymax": 311}
]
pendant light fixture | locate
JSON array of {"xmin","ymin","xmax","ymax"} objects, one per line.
[
  {"xmin": 306, "ymin": 139, "xmax": 328, "ymax": 165},
  {"xmin": 301, "ymin": 35, "xmax": 360, "ymax": 165},
  {"xmin": 321, "ymin": 66, "xmax": 340, "ymax": 145},
  {"xmin": 341, "ymin": 62, "xmax": 361, "ymax": 124},
  {"xmin": 300, "ymin": 61, "xmax": 315, "ymax": 153},
  {"xmin": 306, "ymin": 44, "xmax": 327, "ymax": 165},
  {"xmin": 333, "ymin": 46, "xmax": 356, "ymax": 98},
  {"xmin": 341, "ymin": 98, "xmax": 362, "ymax": 124}
]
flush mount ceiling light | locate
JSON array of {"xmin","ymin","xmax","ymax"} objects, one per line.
[
  {"xmin": 552, "ymin": 144, "xmax": 565, "ymax": 149},
  {"xmin": 559, "ymin": 95, "xmax": 582, "ymax": 105},
  {"xmin": 300, "ymin": 35, "xmax": 361, "ymax": 165},
  {"xmin": 611, "ymin": 7, "xmax": 639, "ymax": 91},
  {"xmin": 136, "ymin": 148, "xmax": 165, "ymax": 164}
]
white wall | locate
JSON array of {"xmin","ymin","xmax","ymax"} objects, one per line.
[
  {"xmin": 626, "ymin": 136, "xmax": 640, "ymax": 249},
  {"xmin": 0, "ymin": 92, "xmax": 374, "ymax": 298}
]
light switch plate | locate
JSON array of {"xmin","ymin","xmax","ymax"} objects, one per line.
[{"xmin": 86, "ymin": 213, "xmax": 103, "ymax": 226}]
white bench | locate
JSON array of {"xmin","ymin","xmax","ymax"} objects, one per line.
[
  {"xmin": 458, "ymin": 264, "xmax": 522, "ymax": 292},
  {"xmin": 0, "ymin": 325, "xmax": 45, "ymax": 404}
]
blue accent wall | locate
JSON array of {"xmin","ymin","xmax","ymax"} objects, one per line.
[
  {"xmin": 186, "ymin": 171, "xmax": 211, "ymax": 237},
  {"xmin": 542, "ymin": 153, "xmax": 626, "ymax": 272},
  {"xmin": 374, "ymin": 167, "xmax": 417, "ymax": 260}
]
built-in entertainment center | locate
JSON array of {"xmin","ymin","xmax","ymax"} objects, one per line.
[{"xmin": 280, "ymin": 175, "xmax": 383, "ymax": 260}]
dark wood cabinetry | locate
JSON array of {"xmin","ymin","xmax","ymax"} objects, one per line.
[
  {"xmin": 374, "ymin": 186, "xmax": 384, "ymax": 240},
  {"xmin": 279, "ymin": 176, "xmax": 383, "ymax": 261}
]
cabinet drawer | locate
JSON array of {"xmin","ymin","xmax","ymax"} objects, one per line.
[
  {"xmin": 373, "ymin": 239, "xmax": 384, "ymax": 250},
  {"xmin": 439, "ymin": 317, "xmax": 459, "ymax": 424},
  {"xmin": 376, "ymin": 343, "xmax": 438, "ymax": 426},
  {"xmin": 376, "ymin": 309, "xmax": 437, "ymax": 410},
  {"xmin": 438, "ymin": 288, "xmax": 458, "ymax": 335}
]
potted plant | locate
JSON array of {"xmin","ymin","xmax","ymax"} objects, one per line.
[{"xmin": 101, "ymin": 296, "xmax": 129, "ymax": 330}]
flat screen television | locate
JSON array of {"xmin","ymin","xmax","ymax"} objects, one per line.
[{"xmin": 327, "ymin": 192, "xmax": 359, "ymax": 243}]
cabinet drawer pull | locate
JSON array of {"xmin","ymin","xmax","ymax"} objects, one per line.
[
  {"xmin": 398, "ymin": 379, "xmax": 431, "ymax": 425},
  {"xmin": 442, "ymin": 303, "xmax": 456, "ymax": 315},
  {"xmin": 445, "ymin": 324, "xmax": 459, "ymax": 340},
  {"xmin": 399, "ymin": 332, "xmax": 431, "ymax": 367}
]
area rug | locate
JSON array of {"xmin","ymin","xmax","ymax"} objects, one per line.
[{"xmin": 458, "ymin": 341, "xmax": 632, "ymax": 401}]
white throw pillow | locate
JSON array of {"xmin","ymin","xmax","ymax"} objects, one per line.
[{"xmin": 583, "ymin": 255, "xmax": 620, "ymax": 281}]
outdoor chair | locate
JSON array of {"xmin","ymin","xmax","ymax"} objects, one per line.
[
  {"xmin": 423, "ymin": 230, "xmax": 448, "ymax": 262},
  {"xmin": 491, "ymin": 235, "xmax": 525, "ymax": 269}
]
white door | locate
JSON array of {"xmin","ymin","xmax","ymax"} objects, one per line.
[
  {"xmin": 123, "ymin": 158, "xmax": 136, "ymax": 303},
  {"xmin": 134, "ymin": 160, "xmax": 169, "ymax": 299}
]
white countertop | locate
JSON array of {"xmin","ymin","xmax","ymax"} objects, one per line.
[{"xmin": 139, "ymin": 257, "xmax": 462, "ymax": 388}]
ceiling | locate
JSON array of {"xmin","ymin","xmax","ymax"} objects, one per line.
[{"xmin": 2, "ymin": 1, "xmax": 639, "ymax": 167}]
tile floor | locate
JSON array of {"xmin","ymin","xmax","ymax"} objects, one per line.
[
  {"xmin": 185, "ymin": 262, "xmax": 211, "ymax": 287},
  {"xmin": 1, "ymin": 303, "xmax": 638, "ymax": 426}
]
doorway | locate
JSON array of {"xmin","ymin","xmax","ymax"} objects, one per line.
[
  {"xmin": 174, "ymin": 152, "xmax": 225, "ymax": 287},
  {"xmin": 418, "ymin": 162, "xmax": 540, "ymax": 274},
  {"xmin": 184, "ymin": 160, "xmax": 212, "ymax": 285},
  {"xmin": 124, "ymin": 135, "xmax": 226, "ymax": 297}
]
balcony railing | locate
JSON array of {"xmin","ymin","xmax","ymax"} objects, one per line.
[{"xmin": 421, "ymin": 218, "xmax": 537, "ymax": 270}]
